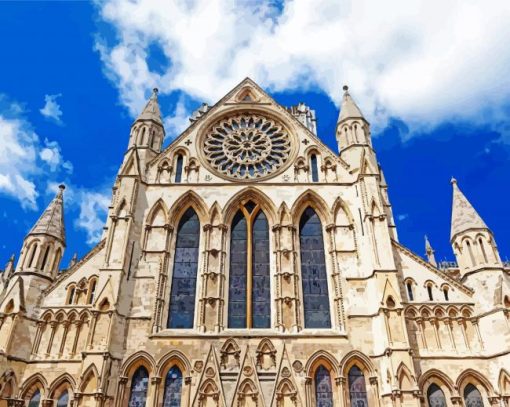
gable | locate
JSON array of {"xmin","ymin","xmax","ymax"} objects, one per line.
[{"xmin": 148, "ymin": 77, "xmax": 352, "ymax": 184}]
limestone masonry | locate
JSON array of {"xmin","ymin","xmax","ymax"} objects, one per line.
[{"xmin": 0, "ymin": 78, "xmax": 508, "ymax": 407}]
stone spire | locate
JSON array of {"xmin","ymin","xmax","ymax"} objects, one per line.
[
  {"xmin": 450, "ymin": 178, "xmax": 489, "ymax": 241},
  {"xmin": 135, "ymin": 88, "xmax": 162, "ymax": 125},
  {"xmin": 29, "ymin": 184, "xmax": 66, "ymax": 244},
  {"xmin": 338, "ymin": 85, "xmax": 365, "ymax": 124},
  {"xmin": 424, "ymin": 235, "xmax": 437, "ymax": 267}
]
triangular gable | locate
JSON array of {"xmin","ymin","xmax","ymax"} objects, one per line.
[
  {"xmin": 119, "ymin": 149, "xmax": 141, "ymax": 176},
  {"xmin": 231, "ymin": 347, "xmax": 266, "ymax": 407},
  {"xmin": 0, "ymin": 276, "xmax": 25, "ymax": 313},
  {"xmin": 270, "ymin": 345, "xmax": 303, "ymax": 406},
  {"xmin": 381, "ymin": 278, "xmax": 401, "ymax": 307},
  {"xmin": 93, "ymin": 275, "xmax": 117, "ymax": 308},
  {"xmin": 192, "ymin": 345, "xmax": 227, "ymax": 407},
  {"xmin": 149, "ymin": 77, "xmax": 350, "ymax": 173}
]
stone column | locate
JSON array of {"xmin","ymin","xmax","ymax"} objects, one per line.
[{"xmin": 326, "ymin": 223, "xmax": 346, "ymax": 331}]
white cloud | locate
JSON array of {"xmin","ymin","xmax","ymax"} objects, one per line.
[
  {"xmin": 0, "ymin": 95, "xmax": 72, "ymax": 210},
  {"xmin": 40, "ymin": 94, "xmax": 63, "ymax": 124},
  {"xmin": 164, "ymin": 98, "xmax": 191, "ymax": 139},
  {"xmin": 397, "ymin": 213, "xmax": 409, "ymax": 221},
  {"xmin": 95, "ymin": 0, "xmax": 510, "ymax": 136}
]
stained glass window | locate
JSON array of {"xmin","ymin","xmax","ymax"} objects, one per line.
[
  {"xmin": 162, "ymin": 366, "xmax": 183, "ymax": 407},
  {"xmin": 300, "ymin": 207, "xmax": 331, "ymax": 328},
  {"xmin": 128, "ymin": 367, "xmax": 149, "ymax": 407},
  {"xmin": 406, "ymin": 283, "xmax": 414, "ymax": 301},
  {"xmin": 348, "ymin": 366, "xmax": 369, "ymax": 407},
  {"xmin": 228, "ymin": 202, "xmax": 270, "ymax": 328},
  {"xmin": 315, "ymin": 365, "xmax": 333, "ymax": 407},
  {"xmin": 28, "ymin": 390, "xmax": 41, "ymax": 407},
  {"xmin": 427, "ymin": 384, "xmax": 447, "ymax": 407},
  {"xmin": 464, "ymin": 384, "xmax": 484, "ymax": 407},
  {"xmin": 311, "ymin": 154, "xmax": 319, "ymax": 182},
  {"xmin": 57, "ymin": 390, "xmax": 69, "ymax": 407},
  {"xmin": 167, "ymin": 208, "xmax": 200, "ymax": 329},
  {"xmin": 175, "ymin": 154, "xmax": 183, "ymax": 183}
]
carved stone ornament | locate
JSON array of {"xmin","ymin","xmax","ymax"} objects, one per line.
[
  {"xmin": 281, "ymin": 367, "xmax": 291, "ymax": 378},
  {"xmin": 202, "ymin": 113, "xmax": 292, "ymax": 180},
  {"xmin": 292, "ymin": 360, "xmax": 303, "ymax": 373},
  {"xmin": 194, "ymin": 360, "xmax": 204, "ymax": 373},
  {"xmin": 243, "ymin": 366, "xmax": 254, "ymax": 377},
  {"xmin": 205, "ymin": 367, "xmax": 215, "ymax": 378}
]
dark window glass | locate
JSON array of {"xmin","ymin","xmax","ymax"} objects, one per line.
[
  {"xmin": 300, "ymin": 207, "xmax": 331, "ymax": 328},
  {"xmin": 443, "ymin": 289, "xmax": 449, "ymax": 301},
  {"xmin": 464, "ymin": 384, "xmax": 484, "ymax": 407},
  {"xmin": 162, "ymin": 366, "xmax": 183, "ymax": 407},
  {"xmin": 427, "ymin": 285, "xmax": 433, "ymax": 301},
  {"xmin": 252, "ymin": 210, "xmax": 270, "ymax": 328},
  {"xmin": 88, "ymin": 280, "xmax": 97, "ymax": 304},
  {"xmin": 57, "ymin": 391, "xmax": 69, "ymax": 407},
  {"xmin": 175, "ymin": 155, "xmax": 183, "ymax": 183},
  {"xmin": 311, "ymin": 154, "xmax": 319, "ymax": 182},
  {"xmin": 348, "ymin": 365, "xmax": 369, "ymax": 407},
  {"xmin": 228, "ymin": 210, "xmax": 247, "ymax": 328},
  {"xmin": 128, "ymin": 367, "xmax": 149, "ymax": 407},
  {"xmin": 41, "ymin": 246, "xmax": 50, "ymax": 270},
  {"xmin": 406, "ymin": 283, "xmax": 414, "ymax": 301},
  {"xmin": 427, "ymin": 384, "xmax": 447, "ymax": 407},
  {"xmin": 167, "ymin": 208, "xmax": 200, "ymax": 329},
  {"xmin": 28, "ymin": 390, "xmax": 41, "ymax": 407},
  {"xmin": 315, "ymin": 365, "xmax": 333, "ymax": 407}
]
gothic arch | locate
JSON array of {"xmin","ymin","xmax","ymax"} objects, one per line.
[
  {"xmin": 80, "ymin": 364, "xmax": 99, "ymax": 395},
  {"xmin": 256, "ymin": 338, "xmax": 277, "ymax": 370},
  {"xmin": 146, "ymin": 198, "xmax": 169, "ymax": 225},
  {"xmin": 291, "ymin": 189, "xmax": 332, "ymax": 226},
  {"xmin": 456, "ymin": 369, "xmax": 495, "ymax": 398},
  {"xmin": 305, "ymin": 350, "xmax": 340, "ymax": 378},
  {"xmin": 220, "ymin": 338, "xmax": 241, "ymax": 369},
  {"xmin": 396, "ymin": 363, "xmax": 415, "ymax": 391},
  {"xmin": 168, "ymin": 190, "xmax": 209, "ymax": 226},
  {"xmin": 49, "ymin": 373, "xmax": 76, "ymax": 400},
  {"xmin": 222, "ymin": 186, "xmax": 277, "ymax": 225},
  {"xmin": 418, "ymin": 369, "xmax": 455, "ymax": 395},
  {"xmin": 277, "ymin": 202, "xmax": 292, "ymax": 224},
  {"xmin": 156, "ymin": 350, "xmax": 191, "ymax": 377},
  {"xmin": 121, "ymin": 351, "xmax": 156, "ymax": 377},
  {"xmin": 332, "ymin": 197, "xmax": 355, "ymax": 226},
  {"xmin": 499, "ymin": 369, "xmax": 510, "ymax": 395},
  {"xmin": 340, "ymin": 350, "xmax": 376, "ymax": 377},
  {"xmin": 0, "ymin": 370, "xmax": 17, "ymax": 400},
  {"xmin": 209, "ymin": 201, "xmax": 223, "ymax": 225},
  {"xmin": 19, "ymin": 373, "xmax": 47, "ymax": 399}
]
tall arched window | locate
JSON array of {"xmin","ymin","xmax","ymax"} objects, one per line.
[
  {"xmin": 52, "ymin": 248, "xmax": 62, "ymax": 273},
  {"xmin": 128, "ymin": 367, "xmax": 149, "ymax": 407},
  {"xmin": 174, "ymin": 154, "xmax": 183, "ymax": 183},
  {"xmin": 162, "ymin": 366, "xmax": 183, "ymax": 407},
  {"xmin": 28, "ymin": 389, "xmax": 41, "ymax": 407},
  {"xmin": 427, "ymin": 384, "xmax": 447, "ymax": 407},
  {"xmin": 406, "ymin": 282, "xmax": 414, "ymax": 301},
  {"xmin": 40, "ymin": 246, "xmax": 51, "ymax": 271},
  {"xmin": 167, "ymin": 208, "xmax": 200, "ymax": 329},
  {"xmin": 348, "ymin": 366, "xmax": 368, "ymax": 407},
  {"xmin": 427, "ymin": 284, "xmax": 434, "ymax": 301},
  {"xmin": 466, "ymin": 241, "xmax": 475, "ymax": 267},
  {"xmin": 57, "ymin": 390, "xmax": 70, "ymax": 407},
  {"xmin": 88, "ymin": 279, "xmax": 97, "ymax": 304},
  {"xmin": 478, "ymin": 238, "xmax": 488, "ymax": 263},
  {"xmin": 228, "ymin": 201, "xmax": 270, "ymax": 329},
  {"xmin": 67, "ymin": 286, "xmax": 76, "ymax": 305},
  {"xmin": 299, "ymin": 207, "xmax": 331, "ymax": 328},
  {"xmin": 315, "ymin": 365, "xmax": 333, "ymax": 407},
  {"xmin": 310, "ymin": 154, "xmax": 319, "ymax": 182},
  {"xmin": 27, "ymin": 243, "xmax": 38, "ymax": 268},
  {"xmin": 443, "ymin": 287, "xmax": 449, "ymax": 301},
  {"xmin": 464, "ymin": 384, "xmax": 484, "ymax": 407}
]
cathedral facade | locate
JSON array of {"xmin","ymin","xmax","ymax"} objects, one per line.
[{"xmin": 0, "ymin": 78, "xmax": 509, "ymax": 407}]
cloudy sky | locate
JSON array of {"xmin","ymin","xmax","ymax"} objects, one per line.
[{"xmin": 1, "ymin": 0, "xmax": 510, "ymax": 267}]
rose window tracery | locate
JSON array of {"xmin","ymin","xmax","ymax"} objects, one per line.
[{"xmin": 203, "ymin": 113, "xmax": 291, "ymax": 179}]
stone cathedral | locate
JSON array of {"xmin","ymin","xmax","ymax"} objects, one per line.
[{"xmin": 0, "ymin": 78, "xmax": 509, "ymax": 407}]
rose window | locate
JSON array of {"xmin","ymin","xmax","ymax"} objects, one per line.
[{"xmin": 203, "ymin": 113, "xmax": 291, "ymax": 179}]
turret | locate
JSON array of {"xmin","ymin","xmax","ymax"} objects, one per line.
[
  {"xmin": 127, "ymin": 88, "xmax": 164, "ymax": 152},
  {"xmin": 335, "ymin": 85, "xmax": 371, "ymax": 153},
  {"xmin": 450, "ymin": 178, "xmax": 501, "ymax": 274},
  {"xmin": 16, "ymin": 185, "xmax": 66, "ymax": 278},
  {"xmin": 424, "ymin": 235, "xmax": 437, "ymax": 267}
]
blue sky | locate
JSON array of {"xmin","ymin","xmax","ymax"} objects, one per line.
[{"xmin": 1, "ymin": 1, "xmax": 510, "ymax": 268}]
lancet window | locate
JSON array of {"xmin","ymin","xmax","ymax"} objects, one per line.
[
  {"xmin": 406, "ymin": 282, "xmax": 414, "ymax": 301},
  {"xmin": 57, "ymin": 391, "xmax": 70, "ymax": 407},
  {"xmin": 464, "ymin": 384, "xmax": 484, "ymax": 407},
  {"xmin": 28, "ymin": 390, "xmax": 41, "ymax": 407},
  {"xmin": 228, "ymin": 201, "xmax": 270, "ymax": 329},
  {"xmin": 175, "ymin": 154, "xmax": 183, "ymax": 183},
  {"xmin": 310, "ymin": 154, "xmax": 319, "ymax": 182},
  {"xmin": 162, "ymin": 366, "xmax": 183, "ymax": 407},
  {"xmin": 427, "ymin": 384, "xmax": 447, "ymax": 407},
  {"xmin": 315, "ymin": 365, "xmax": 334, "ymax": 407},
  {"xmin": 299, "ymin": 207, "xmax": 331, "ymax": 328},
  {"xmin": 128, "ymin": 367, "xmax": 149, "ymax": 407},
  {"xmin": 167, "ymin": 208, "xmax": 200, "ymax": 329},
  {"xmin": 348, "ymin": 366, "xmax": 369, "ymax": 407}
]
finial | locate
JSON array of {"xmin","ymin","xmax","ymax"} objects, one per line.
[
  {"xmin": 153, "ymin": 88, "xmax": 159, "ymax": 95},
  {"xmin": 58, "ymin": 184, "xmax": 65, "ymax": 191},
  {"xmin": 343, "ymin": 85, "xmax": 349, "ymax": 92},
  {"xmin": 450, "ymin": 177, "xmax": 457, "ymax": 185}
]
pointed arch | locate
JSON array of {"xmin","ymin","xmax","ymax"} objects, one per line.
[
  {"xmin": 209, "ymin": 201, "xmax": 223, "ymax": 226},
  {"xmin": 168, "ymin": 190, "xmax": 209, "ymax": 226},
  {"xmin": 340, "ymin": 351, "xmax": 376, "ymax": 378},
  {"xmin": 456, "ymin": 369, "xmax": 495, "ymax": 397},
  {"xmin": 332, "ymin": 197, "xmax": 355, "ymax": 226},
  {"xmin": 305, "ymin": 350, "xmax": 340, "ymax": 378},
  {"xmin": 418, "ymin": 369, "xmax": 455, "ymax": 394},
  {"xmin": 115, "ymin": 198, "xmax": 128, "ymax": 217},
  {"xmin": 222, "ymin": 186, "xmax": 277, "ymax": 225},
  {"xmin": 80, "ymin": 364, "xmax": 99, "ymax": 394},
  {"xmin": 156, "ymin": 350, "xmax": 191, "ymax": 377},
  {"xmin": 396, "ymin": 363, "xmax": 415, "ymax": 391},
  {"xmin": 121, "ymin": 351, "xmax": 156, "ymax": 377},
  {"xmin": 20, "ymin": 373, "xmax": 47, "ymax": 399},
  {"xmin": 147, "ymin": 198, "xmax": 169, "ymax": 225},
  {"xmin": 220, "ymin": 338, "xmax": 241, "ymax": 369},
  {"xmin": 49, "ymin": 373, "xmax": 76, "ymax": 400},
  {"xmin": 291, "ymin": 189, "xmax": 332, "ymax": 225},
  {"xmin": 0, "ymin": 370, "xmax": 17, "ymax": 400},
  {"xmin": 277, "ymin": 202, "xmax": 292, "ymax": 224},
  {"xmin": 255, "ymin": 338, "xmax": 277, "ymax": 370},
  {"xmin": 499, "ymin": 369, "xmax": 510, "ymax": 395}
]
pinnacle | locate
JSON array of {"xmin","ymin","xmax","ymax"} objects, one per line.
[
  {"xmin": 450, "ymin": 179, "xmax": 489, "ymax": 240},
  {"xmin": 136, "ymin": 88, "xmax": 163, "ymax": 125},
  {"xmin": 28, "ymin": 185, "xmax": 66, "ymax": 244},
  {"xmin": 338, "ymin": 84, "xmax": 365, "ymax": 123}
]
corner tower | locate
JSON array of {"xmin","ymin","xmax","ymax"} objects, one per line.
[{"xmin": 450, "ymin": 178, "xmax": 501, "ymax": 273}]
